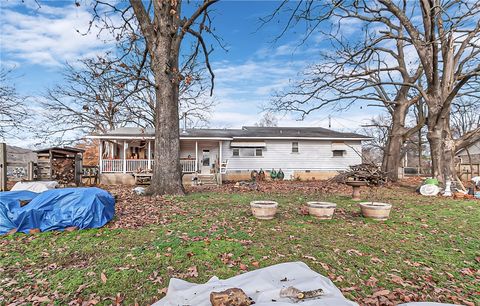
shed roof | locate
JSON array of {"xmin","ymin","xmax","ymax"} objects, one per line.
[{"xmin": 35, "ymin": 147, "xmax": 85, "ymax": 154}]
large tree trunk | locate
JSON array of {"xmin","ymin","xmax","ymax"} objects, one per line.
[
  {"xmin": 427, "ymin": 113, "xmax": 457, "ymax": 185},
  {"xmin": 148, "ymin": 25, "xmax": 184, "ymax": 195},
  {"xmin": 382, "ymin": 103, "xmax": 410, "ymax": 182},
  {"xmin": 382, "ymin": 132, "xmax": 403, "ymax": 182}
]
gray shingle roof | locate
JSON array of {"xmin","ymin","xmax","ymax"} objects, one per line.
[{"xmin": 93, "ymin": 126, "xmax": 370, "ymax": 140}]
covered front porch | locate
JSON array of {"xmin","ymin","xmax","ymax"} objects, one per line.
[{"xmin": 98, "ymin": 139, "xmax": 225, "ymax": 175}]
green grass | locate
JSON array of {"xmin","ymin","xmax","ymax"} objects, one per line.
[{"xmin": 1, "ymin": 184, "xmax": 479, "ymax": 305}]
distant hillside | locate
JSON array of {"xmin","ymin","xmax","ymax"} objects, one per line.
[{"xmin": 6, "ymin": 145, "xmax": 37, "ymax": 165}]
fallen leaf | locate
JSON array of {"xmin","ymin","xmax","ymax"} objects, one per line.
[
  {"xmin": 372, "ymin": 289, "xmax": 390, "ymax": 297},
  {"xmin": 101, "ymin": 272, "xmax": 107, "ymax": 284}
]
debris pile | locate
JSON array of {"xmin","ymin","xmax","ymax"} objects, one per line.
[
  {"xmin": 332, "ymin": 163, "xmax": 387, "ymax": 186},
  {"xmin": 210, "ymin": 288, "xmax": 253, "ymax": 306}
]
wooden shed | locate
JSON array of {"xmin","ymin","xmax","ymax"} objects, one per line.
[{"xmin": 35, "ymin": 147, "xmax": 85, "ymax": 186}]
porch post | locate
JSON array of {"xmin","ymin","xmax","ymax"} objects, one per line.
[
  {"xmin": 219, "ymin": 141, "xmax": 223, "ymax": 170},
  {"xmin": 99, "ymin": 140, "xmax": 103, "ymax": 174},
  {"xmin": 195, "ymin": 141, "xmax": 198, "ymax": 172},
  {"xmin": 218, "ymin": 141, "xmax": 223, "ymax": 185},
  {"xmin": 123, "ymin": 141, "xmax": 127, "ymax": 174},
  {"xmin": 147, "ymin": 140, "xmax": 151, "ymax": 170}
]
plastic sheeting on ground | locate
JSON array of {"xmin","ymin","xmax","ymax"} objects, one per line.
[
  {"xmin": 153, "ymin": 262, "xmax": 461, "ymax": 306},
  {"xmin": 10, "ymin": 181, "xmax": 59, "ymax": 193},
  {"xmin": 0, "ymin": 187, "xmax": 115, "ymax": 234},
  {"xmin": 153, "ymin": 262, "xmax": 358, "ymax": 306}
]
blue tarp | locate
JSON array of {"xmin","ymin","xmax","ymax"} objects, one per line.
[{"xmin": 0, "ymin": 187, "xmax": 115, "ymax": 234}]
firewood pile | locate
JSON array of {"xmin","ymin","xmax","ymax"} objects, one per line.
[
  {"xmin": 51, "ymin": 158, "xmax": 76, "ymax": 185},
  {"xmin": 332, "ymin": 163, "xmax": 387, "ymax": 186}
]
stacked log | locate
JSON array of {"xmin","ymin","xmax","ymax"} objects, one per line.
[{"xmin": 51, "ymin": 158, "xmax": 76, "ymax": 185}]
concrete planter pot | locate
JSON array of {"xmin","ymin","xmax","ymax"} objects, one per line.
[
  {"xmin": 250, "ymin": 201, "xmax": 278, "ymax": 220},
  {"xmin": 307, "ymin": 202, "xmax": 337, "ymax": 219},
  {"xmin": 345, "ymin": 181, "xmax": 368, "ymax": 201},
  {"xmin": 358, "ymin": 202, "xmax": 392, "ymax": 220}
]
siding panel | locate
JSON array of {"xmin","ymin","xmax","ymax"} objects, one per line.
[{"xmin": 222, "ymin": 140, "xmax": 362, "ymax": 171}]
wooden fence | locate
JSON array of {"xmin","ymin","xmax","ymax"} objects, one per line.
[{"xmin": 457, "ymin": 163, "xmax": 480, "ymax": 181}]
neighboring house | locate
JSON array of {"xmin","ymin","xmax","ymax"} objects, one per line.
[
  {"xmin": 87, "ymin": 126, "xmax": 370, "ymax": 185},
  {"xmin": 456, "ymin": 139, "xmax": 480, "ymax": 180},
  {"xmin": 456, "ymin": 139, "xmax": 480, "ymax": 164}
]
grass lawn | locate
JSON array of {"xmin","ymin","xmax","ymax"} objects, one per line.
[{"xmin": 1, "ymin": 182, "xmax": 479, "ymax": 305}]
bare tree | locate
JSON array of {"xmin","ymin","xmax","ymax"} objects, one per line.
[
  {"xmin": 0, "ymin": 69, "xmax": 27, "ymax": 140},
  {"xmin": 361, "ymin": 115, "xmax": 391, "ymax": 161},
  {"xmin": 31, "ymin": 0, "xmax": 220, "ymax": 195},
  {"xmin": 39, "ymin": 59, "xmax": 143, "ymax": 145},
  {"xmin": 266, "ymin": 0, "xmax": 480, "ymax": 183},
  {"xmin": 40, "ymin": 40, "xmax": 215, "ymax": 144},
  {"xmin": 122, "ymin": 0, "xmax": 219, "ymax": 195},
  {"xmin": 255, "ymin": 112, "xmax": 279, "ymax": 127}
]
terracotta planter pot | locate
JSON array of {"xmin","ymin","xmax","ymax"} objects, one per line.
[
  {"xmin": 358, "ymin": 202, "xmax": 392, "ymax": 220},
  {"xmin": 250, "ymin": 201, "xmax": 278, "ymax": 220},
  {"xmin": 307, "ymin": 202, "xmax": 337, "ymax": 219}
]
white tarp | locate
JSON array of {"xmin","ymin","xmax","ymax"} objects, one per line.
[
  {"xmin": 10, "ymin": 181, "xmax": 58, "ymax": 193},
  {"xmin": 153, "ymin": 262, "xmax": 358, "ymax": 306},
  {"xmin": 153, "ymin": 262, "xmax": 460, "ymax": 306}
]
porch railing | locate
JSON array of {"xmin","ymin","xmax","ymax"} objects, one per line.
[
  {"xmin": 101, "ymin": 159, "xmax": 124, "ymax": 173},
  {"xmin": 126, "ymin": 159, "xmax": 149, "ymax": 172},
  {"xmin": 101, "ymin": 159, "xmax": 196, "ymax": 173},
  {"xmin": 180, "ymin": 159, "xmax": 196, "ymax": 173}
]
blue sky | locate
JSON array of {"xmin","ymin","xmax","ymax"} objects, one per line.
[{"xmin": 1, "ymin": 0, "xmax": 378, "ymax": 147}]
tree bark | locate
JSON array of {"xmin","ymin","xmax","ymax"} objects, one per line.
[
  {"xmin": 149, "ymin": 54, "xmax": 185, "ymax": 195},
  {"xmin": 427, "ymin": 123, "xmax": 445, "ymax": 182},
  {"xmin": 426, "ymin": 111, "xmax": 458, "ymax": 185},
  {"xmin": 382, "ymin": 132, "xmax": 404, "ymax": 182},
  {"xmin": 381, "ymin": 103, "xmax": 419, "ymax": 182}
]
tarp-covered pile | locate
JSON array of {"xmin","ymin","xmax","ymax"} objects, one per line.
[{"xmin": 0, "ymin": 187, "xmax": 115, "ymax": 234}]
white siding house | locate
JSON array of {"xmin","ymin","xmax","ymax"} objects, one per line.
[
  {"xmin": 221, "ymin": 140, "xmax": 362, "ymax": 178},
  {"xmin": 88, "ymin": 126, "xmax": 370, "ymax": 184}
]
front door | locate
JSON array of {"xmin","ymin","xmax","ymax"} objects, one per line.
[{"xmin": 201, "ymin": 149, "xmax": 211, "ymax": 174}]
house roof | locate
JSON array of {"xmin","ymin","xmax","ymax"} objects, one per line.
[{"xmin": 88, "ymin": 126, "xmax": 370, "ymax": 140}]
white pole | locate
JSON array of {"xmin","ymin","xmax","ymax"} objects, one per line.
[
  {"xmin": 123, "ymin": 141, "xmax": 127, "ymax": 174},
  {"xmin": 219, "ymin": 141, "xmax": 223, "ymax": 171},
  {"xmin": 99, "ymin": 140, "xmax": 103, "ymax": 174},
  {"xmin": 195, "ymin": 141, "xmax": 198, "ymax": 172},
  {"xmin": 219, "ymin": 141, "xmax": 223, "ymax": 185},
  {"xmin": 148, "ymin": 141, "xmax": 151, "ymax": 170}
]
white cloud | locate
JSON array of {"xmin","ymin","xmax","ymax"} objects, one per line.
[
  {"xmin": 206, "ymin": 54, "xmax": 378, "ymax": 130},
  {"xmin": 0, "ymin": 2, "xmax": 117, "ymax": 67}
]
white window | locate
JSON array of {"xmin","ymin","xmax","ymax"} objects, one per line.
[
  {"xmin": 333, "ymin": 150, "xmax": 346, "ymax": 157},
  {"xmin": 292, "ymin": 142, "xmax": 299, "ymax": 153},
  {"xmin": 233, "ymin": 148, "xmax": 263, "ymax": 157},
  {"xmin": 243, "ymin": 148, "xmax": 255, "ymax": 157}
]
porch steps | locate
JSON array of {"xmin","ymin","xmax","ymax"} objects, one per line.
[{"xmin": 198, "ymin": 174, "xmax": 218, "ymax": 186}]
